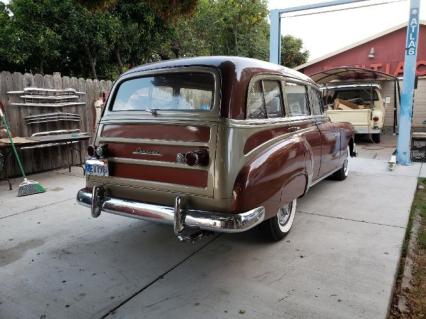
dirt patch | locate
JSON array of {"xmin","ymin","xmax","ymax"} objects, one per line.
[{"xmin": 389, "ymin": 178, "xmax": 426, "ymax": 318}]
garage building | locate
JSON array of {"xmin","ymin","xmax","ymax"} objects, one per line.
[{"xmin": 296, "ymin": 21, "xmax": 426, "ymax": 132}]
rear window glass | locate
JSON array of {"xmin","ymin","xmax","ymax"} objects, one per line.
[
  {"xmin": 333, "ymin": 89, "xmax": 379, "ymax": 103},
  {"xmin": 111, "ymin": 72, "xmax": 214, "ymax": 111}
]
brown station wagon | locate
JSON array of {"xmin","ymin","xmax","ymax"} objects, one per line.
[{"xmin": 77, "ymin": 57, "xmax": 356, "ymax": 241}]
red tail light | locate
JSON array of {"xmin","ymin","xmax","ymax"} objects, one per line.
[
  {"xmin": 87, "ymin": 145, "xmax": 96, "ymax": 157},
  {"xmin": 184, "ymin": 150, "xmax": 209, "ymax": 167},
  {"xmin": 87, "ymin": 144, "xmax": 108, "ymax": 158}
]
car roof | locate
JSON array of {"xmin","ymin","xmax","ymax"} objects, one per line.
[{"xmin": 123, "ymin": 56, "xmax": 315, "ymax": 84}]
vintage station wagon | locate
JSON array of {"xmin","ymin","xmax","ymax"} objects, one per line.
[{"xmin": 77, "ymin": 57, "xmax": 356, "ymax": 241}]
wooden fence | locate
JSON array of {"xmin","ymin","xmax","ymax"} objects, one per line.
[{"xmin": 0, "ymin": 71, "xmax": 113, "ymax": 177}]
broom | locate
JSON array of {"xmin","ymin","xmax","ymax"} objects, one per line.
[{"xmin": 0, "ymin": 104, "xmax": 46, "ymax": 196}]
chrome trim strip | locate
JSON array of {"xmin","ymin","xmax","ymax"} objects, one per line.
[
  {"xmin": 107, "ymin": 157, "xmax": 208, "ymax": 171},
  {"xmin": 97, "ymin": 137, "xmax": 209, "ymax": 147},
  {"xmin": 77, "ymin": 188, "xmax": 265, "ymax": 233}
]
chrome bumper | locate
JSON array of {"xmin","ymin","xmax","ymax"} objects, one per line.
[
  {"xmin": 76, "ymin": 187, "xmax": 265, "ymax": 236},
  {"xmin": 354, "ymin": 127, "xmax": 381, "ymax": 134}
]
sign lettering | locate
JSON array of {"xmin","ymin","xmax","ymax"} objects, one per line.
[
  {"xmin": 322, "ymin": 60, "xmax": 426, "ymax": 77},
  {"xmin": 406, "ymin": 9, "xmax": 419, "ymax": 56}
]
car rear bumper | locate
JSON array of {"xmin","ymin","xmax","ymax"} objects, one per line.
[
  {"xmin": 76, "ymin": 187, "xmax": 265, "ymax": 237},
  {"xmin": 354, "ymin": 126, "xmax": 381, "ymax": 134}
]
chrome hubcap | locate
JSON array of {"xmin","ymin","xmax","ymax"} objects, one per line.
[{"xmin": 278, "ymin": 202, "xmax": 292, "ymax": 226}]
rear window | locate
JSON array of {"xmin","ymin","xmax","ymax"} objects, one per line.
[
  {"xmin": 333, "ymin": 89, "xmax": 379, "ymax": 103},
  {"xmin": 111, "ymin": 72, "xmax": 214, "ymax": 111}
]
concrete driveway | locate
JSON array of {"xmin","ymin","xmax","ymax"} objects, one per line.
[{"xmin": 0, "ymin": 157, "xmax": 424, "ymax": 319}]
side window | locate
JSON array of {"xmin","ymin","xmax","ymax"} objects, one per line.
[
  {"xmin": 285, "ymin": 82, "xmax": 310, "ymax": 116},
  {"xmin": 247, "ymin": 81, "xmax": 266, "ymax": 119},
  {"xmin": 263, "ymin": 80, "xmax": 284, "ymax": 118},
  {"xmin": 308, "ymin": 86, "xmax": 324, "ymax": 115},
  {"xmin": 247, "ymin": 79, "xmax": 284, "ymax": 119}
]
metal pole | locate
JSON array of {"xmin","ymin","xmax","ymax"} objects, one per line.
[
  {"xmin": 397, "ymin": 0, "xmax": 421, "ymax": 165},
  {"xmin": 269, "ymin": 9, "xmax": 281, "ymax": 64},
  {"xmin": 268, "ymin": 0, "xmax": 370, "ymax": 65}
]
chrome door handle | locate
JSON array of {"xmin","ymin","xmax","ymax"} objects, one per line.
[{"xmin": 288, "ymin": 126, "xmax": 300, "ymax": 132}]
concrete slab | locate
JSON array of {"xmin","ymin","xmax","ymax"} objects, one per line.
[
  {"xmin": 0, "ymin": 199, "xmax": 212, "ymax": 319},
  {"xmin": 0, "ymin": 157, "xmax": 417, "ymax": 319},
  {"xmin": 356, "ymin": 134, "xmax": 396, "ymax": 161},
  {"xmin": 0, "ymin": 167, "xmax": 85, "ymax": 219},
  {"xmin": 300, "ymin": 172, "xmax": 416, "ymax": 227},
  {"xmin": 106, "ymin": 213, "xmax": 404, "ymax": 319},
  {"xmin": 419, "ymin": 163, "xmax": 426, "ymax": 178},
  {"xmin": 349, "ymin": 157, "xmax": 422, "ymax": 178}
]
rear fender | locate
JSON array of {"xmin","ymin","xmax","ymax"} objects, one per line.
[{"xmin": 232, "ymin": 136, "xmax": 308, "ymax": 217}]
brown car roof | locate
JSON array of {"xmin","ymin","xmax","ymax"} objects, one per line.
[{"xmin": 122, "ymin": 56, "xmax": 315, "ymax": 119}]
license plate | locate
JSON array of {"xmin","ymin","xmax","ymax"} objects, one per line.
[{"xmin": 85, "ymin": 159, "xmax": 109, "ymax": 177}]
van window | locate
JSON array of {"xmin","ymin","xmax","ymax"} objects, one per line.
[
  {"xmin": 111, "ymin": 72, "xmax": 214, "ymax": 111},
  {"xmin": 247, "ymin": 80, "xmax": 284, "ymax": 119},
  {"xmin": 308, "ymin": 86, "xmax": 323, "ymax": 115},
  {"xmin": 263, "ymin": 80, "xmax": 284, "ymax": 118},
  {"xmin": 247, "ymin": 81, "xmax": 266, "ymax": 119},
  {"xmin": 285, "ymin": 83, "xmax": 310, "ymax": 116}
]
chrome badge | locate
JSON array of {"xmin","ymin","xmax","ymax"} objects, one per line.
[{"xmin": 132, "ymin": 148, "xmax": 161, "ymax": 156}]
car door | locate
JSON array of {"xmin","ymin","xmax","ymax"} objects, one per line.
[
  {"xmin": 284, "ymin": 81, "xmax": 322, "ymax": 181},
  {"xmin": 308, "ymin": 86, "xmax": 341, "ymax": 177}
]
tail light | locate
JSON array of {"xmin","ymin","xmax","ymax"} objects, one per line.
[
  {"xmin": 95, "ymin": 144, "xmax": 108, "ymax": 158},
  {"xmin": 87, "ymin": 144, "xmax": 108, "ymax": 159},
  {"xmin": 183, "ymin": 149, "xmax": 209, "ymax": 167},
  {"xmin": 87, "ymin": 145, "xmax": 96, "ymax": 157},
  {"xmin": 373, "ymin": 116, "xmax": 379, "ymax": 122}
]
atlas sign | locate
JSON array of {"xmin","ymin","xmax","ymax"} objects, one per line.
[{"xmin": 407, "ymin": 8, "xmax": 419, "ymax": 56}]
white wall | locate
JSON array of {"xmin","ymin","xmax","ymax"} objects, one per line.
[{"xmin": 381, "ymin": 77, "xmax": 426, "ymax": 132}]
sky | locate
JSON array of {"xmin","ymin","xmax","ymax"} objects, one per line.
[{"xmin": 268, "ymin": 0, "xmax": 426, "ymax": 61}]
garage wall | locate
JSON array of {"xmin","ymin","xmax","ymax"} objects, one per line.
[{"xmin": 380, "ymin": 76, "xmax": 426, "ymax": 132}]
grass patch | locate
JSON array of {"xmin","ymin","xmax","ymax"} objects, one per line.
[{"xmin": 390, "ymin": 178, "xmax": 426, "ymax": 318}]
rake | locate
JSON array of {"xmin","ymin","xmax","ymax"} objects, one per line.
[{"xmin": 0, "ymin": 104, "xmax": 46, "ymax": 196}]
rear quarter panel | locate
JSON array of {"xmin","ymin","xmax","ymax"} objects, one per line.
[{"xmin": 231, "ymin": 133, "xmax": 308, "ymax": 219}]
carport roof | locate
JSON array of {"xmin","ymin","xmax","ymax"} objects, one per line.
[{"xmin": 310, "ymin": 66, "xmax": 398, "ymax": 84}]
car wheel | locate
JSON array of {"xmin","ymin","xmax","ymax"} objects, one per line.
[
  {"xmin": 372, "ymin": 133, "xmax": 381, "ymax": 143},
  {"xmin": 333, "ymin": 146, "xmax": 349, "ymax": 181},
  {"xmin": 261, "ymin": 199, "xmax": 297, "ymax": 241}
]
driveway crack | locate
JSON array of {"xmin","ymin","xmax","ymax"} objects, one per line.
[
  {"xmin": 100, "ymin": 234, "xmax": 220, "ymax": 318},
  {"xmin": 297, "ymin": 210, "xmax": 405, "ymax": 229}
]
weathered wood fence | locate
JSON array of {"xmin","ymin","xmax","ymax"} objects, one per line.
[{"xmin": 0, "ymin": 71, "xmax": 113, "ymax": 177}]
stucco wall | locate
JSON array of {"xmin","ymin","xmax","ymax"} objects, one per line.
[{"xmin": 300, "ymin": 25, "xmax": 426, "ymax": 77}]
